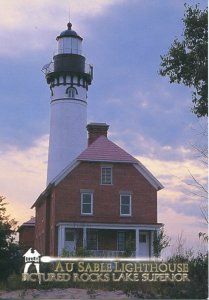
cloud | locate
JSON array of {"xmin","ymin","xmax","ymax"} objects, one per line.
[
  {"xmin": 160, "ymin": 207, "xmax": 207, "ymax": 257},
  {"xmin": 131, "ymin": 82, "xmax": 194, "ymax": 122},
  {"xmin": 0, "ymin": 0, "xmax": 123, "ymax": 29},
  {"xmin": 0, "ymin": 135, "xmax": 48, "ymax": 225},
  {"xmin": 110, "ymin": 128, "xmax": 195, "ymax": 162},
  {"xmin": 99, "ymin": 79, "xmax": 198, "ymax": 154},
  {"xmin": 136, "ymin": 155, "xmax": 207, "ymax": 224},
  {"xmin": 147, "ymin": 151, "xmax": 207, "ymax": 257},
  {"xmin": 0, "ymin": 0, "xmax": 125, "ymax": 56}
]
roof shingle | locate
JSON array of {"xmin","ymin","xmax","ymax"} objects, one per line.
[{"xmin": 77, "ymin": 135, "xmax": 138, "ymax": 163}]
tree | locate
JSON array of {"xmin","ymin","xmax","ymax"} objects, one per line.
[
  {"xmin": 0, "ymin": 196, "xmax": 21, "ymax": 280},
  {"xmin": 183, "ymin": 122, "xmax": 208, "ymax": 243},
  {"xmin": 153, "ymin": 227, "xmax": 170, "ymax": 258},
  {"xmin": 160, "ymin": 4, "xmax": 208, "ymax": 117}
]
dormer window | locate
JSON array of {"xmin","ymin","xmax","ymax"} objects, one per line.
[{"xmin": 66, "ymin": 87, "xmax": 77, "ymax": 98}]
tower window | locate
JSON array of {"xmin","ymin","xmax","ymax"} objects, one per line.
[{"xmin": 66, "ymin": 87, "xmax": 77, "ymax": 98}]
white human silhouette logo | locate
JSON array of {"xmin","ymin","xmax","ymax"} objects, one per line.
[{"xmin": 23, "ymin": 248, "xmax": 41, "ymax": 282}]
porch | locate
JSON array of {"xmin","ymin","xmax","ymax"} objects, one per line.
[
  {"xmin": 89, "ymin": 250, "xmax": 131, "ymax": 257},
  {"xmin": 57, "ymin": 222, "xmax": 161, "ymax": 258}
]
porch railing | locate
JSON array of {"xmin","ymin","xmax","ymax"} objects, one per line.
[
  {"xmin": 41, "ymin": 62, "xmax": 93, "ymax": 79},
  {"xmin": 89, "ymin": 250, "xmax": 135, "ymax": 257}
]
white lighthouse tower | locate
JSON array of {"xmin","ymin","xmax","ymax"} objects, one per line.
[{"xmin": 42, "ymin": 22, "xmax": 93, "ymax": 185}]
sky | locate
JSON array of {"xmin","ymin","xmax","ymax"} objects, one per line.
[{"xmin": 0, "ymin": 0, "xmax": 207, "ymax": 257}]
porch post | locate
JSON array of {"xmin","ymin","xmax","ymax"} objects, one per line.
[
  {"xmin": 135, "ymin": 228, "xmax": 139, "ymax": 257},
  {"xmin": 150, "ymin": 231, "xmax": 154, "ymax": 258},
  {"xmin": 58, "ymin": 225, "xmax": 65, "ymax": 256},
  {"xmin": 83, "ymin": 227, "xmax": 87, "ymax": 249}
]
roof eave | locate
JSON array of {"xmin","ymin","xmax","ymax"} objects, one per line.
[
  {"xmin": 17, "ymin": 223, "xmax": 35, "ymax": 232},
  {"xmin": 77, "ymin": 158, "xmax": 138, "ymax": 164},
  {"xmin": 31, "ymin": 182, "xmax": 54, "ymax": 209},
  {"xmin": 134, "ymin": 163, "xmax": 164, "ymax": 191},
  {"xmin": 52, "ymin": 160, "xmax": 80, "ymax": 186},
  {"xmin": 32, "ymin": 160, "xmax": 80, "ymax": 209}
]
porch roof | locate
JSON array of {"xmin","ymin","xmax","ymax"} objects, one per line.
[{"xmin": 56, "ymin": 221, "xmax": 163, "ymax": 230}]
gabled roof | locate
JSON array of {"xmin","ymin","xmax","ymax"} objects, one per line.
[
  {"xmin": 18, "ymin": 217, "xmax": 35, "ymax": 231},
  {"xmin": 32, "ymin": 135, "xmax": 164, "ymax": 208},
  {"xmin": 51, "ymin": 135, "xmax": 163, "ymax": 190},
  {"xmin": 77, "ymin": 135, "xmax": 138, "ymax": 163}
]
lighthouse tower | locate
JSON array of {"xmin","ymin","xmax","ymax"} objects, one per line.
[{"xmin": 42, "ymin": 22, "xmax": 93, "ymax": 185}]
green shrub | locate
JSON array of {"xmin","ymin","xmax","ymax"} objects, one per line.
[
  {"xmin": 123, "ymin": 251, "xmax": 208, "ymax": 299},
  {"xmin": 6, "ymin": 273, "xmax": 23, "ymax": 290}
]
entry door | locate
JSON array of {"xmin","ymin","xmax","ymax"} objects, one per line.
[
  {"xmin": 139, "ymin": 232, "xmax": 149, "ymax": 258},
  {"xmin": 64, "ymin": 229, "xmax": 76, "ymax": 253}
]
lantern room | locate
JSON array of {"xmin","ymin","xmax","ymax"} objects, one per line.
[{"xmin": 56, "ymin": 22, "xmax": 82, "ymax": 55}]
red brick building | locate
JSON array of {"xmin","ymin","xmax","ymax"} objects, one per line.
[
  {"xmin": 18, "ymin": 217, "xmax": 35, "ymax": 251},
  {"xmin": 32, "ymin": 123, "xmax": 163, "ymax": 257}
]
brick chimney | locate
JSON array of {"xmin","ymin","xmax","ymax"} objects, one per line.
[{"xmin": 87, "ymin": 123, "xmax": 109, "ymax": 145}]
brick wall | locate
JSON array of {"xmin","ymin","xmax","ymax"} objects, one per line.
[
  {"xmin": 34, "ymin": 201, "xmax": 47, "ymax": 254},
  {"xmin": 35, "ymin": 161, "xmax": 158, "ymax": 255},
  {"xmin": 19, "ymin": 226, "xmax": 35, "ymax": 251},
  {"xmin": 54, "ymin": 161, "xmax": 157, "ymax": 225}
]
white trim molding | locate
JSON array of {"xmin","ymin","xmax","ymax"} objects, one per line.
[
  {"xmin": 134, "ymin": 163, "xmax": 164, "ymax": 191},
  {"xmin": 56, "ymin": 222, "xmax": 162, "ymax": 231}
]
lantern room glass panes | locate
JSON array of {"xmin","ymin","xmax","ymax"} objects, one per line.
[{"xmin": 58, "ymin": 37, "xmax": 82, "ymax": 54}]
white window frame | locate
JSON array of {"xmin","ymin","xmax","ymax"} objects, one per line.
[
  {"xmin": 81, "ymin": 192, "xmax": 93, "ymax": 215},
  {"xmin": 101, "ymin": 166, "xmax": 112, "ymax": 185},
  {"xmin": 120, "ymin": 194, "xmax": 132, "ymax": 216}
]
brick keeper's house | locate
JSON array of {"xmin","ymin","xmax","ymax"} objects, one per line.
[{"xmin": 19, "ymin": 22, "xmax": 164, "ymax": 258}]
